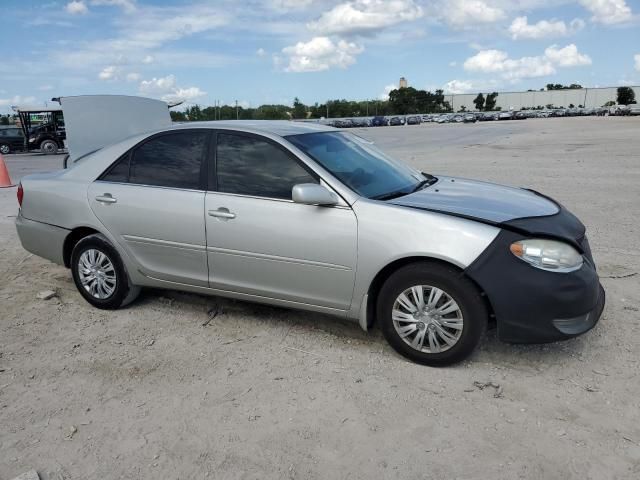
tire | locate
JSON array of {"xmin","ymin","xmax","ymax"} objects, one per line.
[
  {"xmin": 377, "ymin": 262, "xmax": 487, "ymax": 367},
  {"xmin": 71, "ymin": 233, "xmax": 140, "ymax": 309},
  {"xmin": 0, "ymin": 143, "xmax": 10, "ymax": 155},
  {"xmin": 40, "ymin": 139, "xmax": 58, "ymax": 155}
]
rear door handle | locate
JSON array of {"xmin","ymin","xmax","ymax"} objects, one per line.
[
  {"xmin": 208, "ymin": 208, "xmax": 236, "ymax": 220},
  {"xmin": 95, "ymin": 194, "xmax": 117, "ymax": 204}
]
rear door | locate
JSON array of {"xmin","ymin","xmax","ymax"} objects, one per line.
[
  {"xmin": 204, "ymin": 131, "xmax": 358, "ymax": 310},
  {"xmin": 88, "ymin": 129, "xmax": 210, "ymax": 286}
]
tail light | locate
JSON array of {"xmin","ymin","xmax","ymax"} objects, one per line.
[{"xmin": 17, "ymin": 183, "xmax": 23, "ymax": 206}]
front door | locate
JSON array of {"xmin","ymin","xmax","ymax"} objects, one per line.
[
  {"xmin": 89, "ymin": 130, "xmax": 210, "ymax": 286},
  {"xmin": 205, "ymin": 132, "xmax": 357, "ymax": 310}
]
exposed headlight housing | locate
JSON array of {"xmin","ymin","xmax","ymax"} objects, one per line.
[
  {"xmin": 28, "ymin": 137, "xmax": 36, "ymax": 143},
  {"xmin": 510, "ymin": 239, "xmax": 583, "ymax": 272}
]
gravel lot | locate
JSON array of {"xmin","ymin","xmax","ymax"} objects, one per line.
[{"xmin": 1, "ymin": 117, "xmax": 639, "ymax": 480}]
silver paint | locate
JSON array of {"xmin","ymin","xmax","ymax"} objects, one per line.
[{"xmin": 16, "ymin": 101, "xmax": 511, "ymax": 329}]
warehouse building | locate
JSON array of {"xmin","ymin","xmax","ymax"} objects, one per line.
[{"xmin": 446, "ymin": 86, "xmax": 640, "ymax": 111}]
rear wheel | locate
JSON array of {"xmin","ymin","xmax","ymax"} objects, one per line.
[
  {"xmin": 377, "ymin": 262, "xmax": 487, "ymax": 366},
  {"xmin": 0, "ymin": 143, "xmax": 10, "ymax": 154},
  {"xmin": 40, "ymin": 139, "xmax": 58, "ymax": 155},
  {"xmin": 71, "ymin": 234, "xmax": 140, "ymax": 309}
]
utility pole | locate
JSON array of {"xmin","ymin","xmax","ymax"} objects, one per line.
[
  {"xmin": 326, "ymin": 101, "xmax": 329, "ymax": 119},
  {"xmin": 235, "ymin": 100, "xmax": 238, "ymax": 120}
]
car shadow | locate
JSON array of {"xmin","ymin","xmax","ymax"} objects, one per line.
[{"xmin": 134, "ymin": 288, "xmax": 378, "ymax": 345}]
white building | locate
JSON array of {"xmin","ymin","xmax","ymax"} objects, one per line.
[{"xmin": 446, "ymin": 86, "xmax": 640, "ymax": 111}]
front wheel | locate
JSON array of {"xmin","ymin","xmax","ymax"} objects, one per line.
[
  {"xmin": 71, "ymin": 234, "xmax": 140, "ymax": 309},
  {"xmin": 377, "ymin": 262, "xmax": 487, "ymax": 366},
  {"xmin": 0, "ymin": 143, "xmax": 10, "ymax": 154}
]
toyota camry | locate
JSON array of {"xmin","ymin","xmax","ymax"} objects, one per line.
[{"xmin": 15, "ymin": 95, "xmax": 605, "ymax": 366}]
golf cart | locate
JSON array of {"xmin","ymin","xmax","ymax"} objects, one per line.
[{"xmin": 13, "ymin": 105, "xmax": 66, "ymax": 154}]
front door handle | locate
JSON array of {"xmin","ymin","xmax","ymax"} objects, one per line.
[
  {"xmin": 208, "ymin": 208, "xmax": 236, "ymax": 220},
  {"xmin": 95, "ymin": 194, "xmax": 117, "ymax": 204}
]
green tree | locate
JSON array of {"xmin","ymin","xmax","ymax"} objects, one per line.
[
  {"xmin": 617, "ymin": 86, "xmax": 636, "ymax": 105},
  {"xmin": 169, "ymin": 111, "xmax": 187, "ymax": 122},
  {"xmin": 546, "ymin": 83, "xmax": 582, "ymax": 90},
  {"xmin": 485, "ymin": 92, "xmax": 499, "ymax": 111},
  {"xmin": 0, "ymin": 115, "xmax": 9, "ymax": 126},
  {"xmin": 473, "ymin": 93, "xmax": 485, "ymax": 111},
  {"xmin": 292, "ymin": 97, "xmax": 307, "ymax": 119}
]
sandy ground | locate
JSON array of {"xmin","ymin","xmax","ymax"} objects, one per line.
[{"xmin": 1, "ymin": 117, "xmax": 639, "ymax": 480}]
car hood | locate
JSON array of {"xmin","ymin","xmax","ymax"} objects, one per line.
[{"xmin": 389, "ymin": 176, "xmax": 559, "ymax": 224}]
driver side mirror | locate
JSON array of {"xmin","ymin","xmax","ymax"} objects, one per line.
[{"xmin": 292, "ymin": 183, "xmax": 339, "ymax": 206}]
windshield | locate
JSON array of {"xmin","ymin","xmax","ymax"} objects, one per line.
[{"xmin": 286, "ymin": 132, "xmax": 424, "ymax": 199}]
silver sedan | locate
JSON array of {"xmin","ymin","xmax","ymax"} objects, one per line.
[{"xmin": 15, "ymin": 96, "xmax": 604, "ymax": 366}]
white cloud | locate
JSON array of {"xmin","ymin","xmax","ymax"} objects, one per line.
[
  {"xmin": 65, "ymin": 1, "xmax": 88, "ymax": 15},
  {"xmin": 138, "ymin": 75, "xmax": 205, "ymax": 103},
  {"xmin": 267, "ymin": 0, "xmax": 314, "ymax": 11},
  {"xmin": 0, "ymin": 95, "xmax": 38, "ymax": 108},
  {"xmin": 139, "ymin": 75, "xmax": 177, "ymax": 95},
  {"xmin": 59, "ymin": 5, "xmax": 228, "ymax": 66},
  {"xmin": 635, "ymin": 54, "xmax": 640, "ymax": 71},
  {"xmin": 38, "ymin": 85, "xmax": 54, "ymax": 91},
  {"xmin": 161, "ymin": 87, "xmax": 206, "ymax": 104},
  {"xmin": 378, "ymin": 83, "xmax": 397, "ymax": 100},
  {"xmin": 90, "ymin": 0, "xmax": 136, "ymax": 13},
  {"xmin": 579, "ymin": 0, "xmax": 632, "ymax": 24},
  {"xmin": 308, "ymin": 0, "xmax": 423, "ymax": 35},
  {"xmin": 443, "ymin": 0, "xmax": 505, "ymax": 28},
  {"xmin": 443, "ymin": 79, "xmax": 475, "ymax": 94},
  {"xmin": 509, "ymin": 16, "xmax": 585, "ymax": 40},
  {"xmin": 98, "ymin": 65, "xmax": 119, "ymax": 80},
  {"xmin": 544, "ymin": 44, "xmax": 592, "ymax": 66},
  {"xmin": 463, "ymin": 43, "xmax": 591, "ymax": 81},
  {"xmin": 126, "ymin": 72, "xmax": 141, "ymax": 82},
  {"xmin": 281, "ymin": 36, "xmax": 364, "ymax": 72},
  {"xmin": 256, "ymin": 48, "xmax": 267, "ymax": 57}
]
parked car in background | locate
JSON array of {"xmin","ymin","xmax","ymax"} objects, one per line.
[
  {"xmin": 406, "ymin": 115, "xmax": 421, "ymax": 125},
  {"xmin": 351, "ymin": 117, "xmax": 370, "ymax": 127},
  {"xmin": 515, "ymin": 112, "xmax": 527, "ymax": 120},
  {"xmin": 0, "ymin": 127, "xmax": 26, "ymax": 154},
  {"xmin": 371, "ymin": 116, "xmax": 388, "ymax": 127},
  {"xmin": 16, "ymin": 95, "xmax": 606, "ymax": 367},
  {"xmin": 463, "ymin": 114, "xmax": 476, "ymax": 123},
  {"xmin": 334, "ymin": 119, "xmax": 354, "ymax": 128},
  {"xmin": 389, "ymin": 116, "xmax": 404, "ymax": 126},
  {"xmin": 498, "ymin": 111, "xmax": 513, "ymax": 120}
]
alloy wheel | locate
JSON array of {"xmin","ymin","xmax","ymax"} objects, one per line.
[
  {"xmin": 77, "ymin": 248, "xmax": 117, "ymax": 299},
  {"xmin": 392, "ymin": 285, "xmax": 464, "ymax": 354}
]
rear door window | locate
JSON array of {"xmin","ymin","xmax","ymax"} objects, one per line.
[{"xmin": 101, "ymin": 131, "xmax": 208, "ymax": 189}]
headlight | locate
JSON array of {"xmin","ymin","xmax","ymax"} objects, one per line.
[
  {"xmin": 28, "ymin": 137, "xmax": 36, "ymax": 143},
  {"xmin": 510, "ymin": 239, "xmax": 583, "ymax": 272}
]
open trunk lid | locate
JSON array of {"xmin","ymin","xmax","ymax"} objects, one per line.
[{"xmin": 60, "ymin": 95, "xmax": 171, "ymax": 160}]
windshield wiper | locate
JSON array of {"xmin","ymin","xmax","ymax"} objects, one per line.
[
  {"xmin": 411, "ymin": 173, "xmax": 438, "ymax": 193},
  {"xmin": 373, "ymin": 188, "xmax": 412, "ymax": 201},
  {"xmin": 410, "ymin": 179, "xmax": 430, "ymax": 193}
]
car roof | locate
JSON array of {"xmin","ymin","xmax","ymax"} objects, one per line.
[{"xmin": 172, "ymin": 120, "xmax": 337, "ymax": 137}]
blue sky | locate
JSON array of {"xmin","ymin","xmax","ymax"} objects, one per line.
[{"xmin": 1, "ymin": 0, "xmax": 639, "ymax": 112}]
